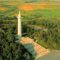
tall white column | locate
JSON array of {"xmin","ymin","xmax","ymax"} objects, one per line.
[{"xmin": 17, "ymin": 11, "xmax": 22, "ymax": 37}]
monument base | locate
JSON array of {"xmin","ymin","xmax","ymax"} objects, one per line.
[
  {"xmin": 20, "ymin": 37, "xmax": 50, "ymax": 59},
  {"xmin": 15, "ymin": 35, "xmax": 21, "ymax": 43}
]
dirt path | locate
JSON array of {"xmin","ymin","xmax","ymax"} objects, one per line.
[
  {"xmin": 0, "ymin": 7, "xmax": 7, "ymax": 11},
  {"xmin": 28, "ymin": 25, "xmax": 48, "ymax": 32}
]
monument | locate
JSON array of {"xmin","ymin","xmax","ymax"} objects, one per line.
[
  {"xmin": 16, "ymin": 11, "xmax": 22, "ymax": 41},
  {"xmin": 17, "ymin": 11, "xmax": 22, "ymax": 37}
]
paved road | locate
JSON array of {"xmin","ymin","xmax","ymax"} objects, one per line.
[{"xmin": 37, "ymin": 50, "xmax": 60, "ymax": 60}]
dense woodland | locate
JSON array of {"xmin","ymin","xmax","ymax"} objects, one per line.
[{"xmin": 0, "ymin": 16, "xmax": 34, "ymax": 60}]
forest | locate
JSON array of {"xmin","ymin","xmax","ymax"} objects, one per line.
[{"xmin": 0, "ymin": 15, "xmax": 35, "ymax": 60}]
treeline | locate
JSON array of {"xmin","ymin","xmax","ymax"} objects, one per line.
[
  {"xmin": 22, "ymin": 18, "xmax": 60, "ymax": 49},
  {"xmin": 21, "ymin": 10, "xmax": 60, "ymax": 49},
  {"xmin": 0, "ymin": 16, "xmax": 34, "ymax": 60}
]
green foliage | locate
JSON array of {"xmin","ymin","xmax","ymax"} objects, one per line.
[
  {"xmin": 22, "ymin": 11, "xmax": 60, "ymax": 49},
  {"xmin": 0, "ymin": 16, "xmax": 34, "ymax": 60}
]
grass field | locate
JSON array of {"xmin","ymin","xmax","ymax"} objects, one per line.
[{"xmin": 0, "ymin": 1, "xmax": 60, "ymax": 18}]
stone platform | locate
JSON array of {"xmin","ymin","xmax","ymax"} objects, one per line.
[{"xmin": 19, "ymin": 37, "xmax": 50, "ymax": 59}]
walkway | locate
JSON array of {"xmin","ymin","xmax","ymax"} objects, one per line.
[
  {"xmin": 19, "ymin": 37, "xmax": 50, "ymax": 59},
  {"xmin": 37, "ymin": 50, "xmax": 60, "ymax": 60}
]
